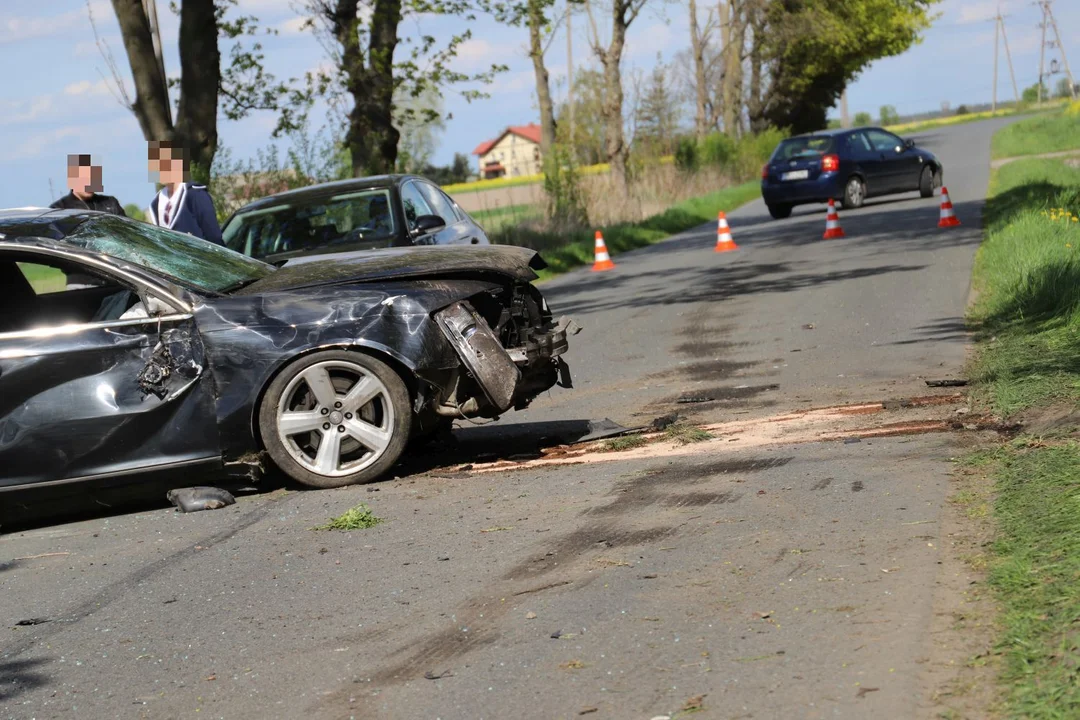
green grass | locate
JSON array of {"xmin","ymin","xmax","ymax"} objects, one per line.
[
  {"xmin": 18, "ymin": 262, "xmax": 66, "ymax": 294},
  {"xmin": 492, "ymin": 181, "xmax": 760, "ymax": 280},
  {"xmin": 312, "ymin": 503, "xmax": 383, "ymax": 531},
  {"xmin": 663, "ymin": 424, "xmax": 714, "ymax": 445},
  {"xmin": 968, "ymin": 141, "xmax": 1080, "ymax": 715},
  {"xmin": 969, "ymin": 158, "xmax": 1080, "ymax": 414},
  {"xmin": 983, "ymin": 443, "xmax": 1080, "ymax": 717},
  {"xmin": 602, "ymin": 435, "xmax": 648, "ymax": 452},
  {"xmin": 991, "ymin": 110, "xmax": 1080, "ymax": 159}
]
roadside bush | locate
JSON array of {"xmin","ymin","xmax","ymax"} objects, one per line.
[
  {"xmin": 956, "ymin": 104, "xmax": 970, "ymax": 115},
  {"xmin": 732, "ymin": 128, "xmax": 785, "ymax": 178},
  {"xmin": 674, "ymin": 137, "xmax": 700, "ymax": 173},
  {"xmin": 699, "ymin": 132, "xmax": 737, "ymax": 167},
  {"xmin": 542, "ymin": 144, "xmax": 589, "ymax": 231},
  {"xmin": 853, "ymin": 111, "xmax": 873, "ymax": 126}
]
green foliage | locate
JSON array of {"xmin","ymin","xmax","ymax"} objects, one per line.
[
  {"xmin": 761, "ymin": 0, "xmax": 939, "ymax": 133},
  {"xmin": 853, "ymin": 111, "xmax": 873, "ymax": 126},
  {"xmin": 878, "ymin": 104, "xmax": 900, "ymax": 125},
  {"xmin": 124, "ymin": 204, "xmax": 147, "ymax": 222},
  {"xmin": 542, "ymin": 144, "xmax": 589, "ymax": 231},
  {"xmin": 699, "ymin": 132, "xmax": 736, "ymax": 166},
  {"xmin": 674, "ymin": 138, "xmax": 700, "ymax": 173},
  {"xmin": 555, "ymin": 68, "xmax": 608, "ymax": 165},
  {"xmin": 991, "ymin": 111, "xmax": 1080, "ymax": 159},
  {"xmin": 1056, "ymin": 77, "xmax": 1077, "ymax": 99},
  {"xmin": 1022, "ymin": 82, "xmax": 1047, "ymax": 104},
  {"xmin": 419, "ymin": 153, "xmax": 473, "ymax": 185},
  {"xmin": 955, "ymin": 104, "xmax": 969, "ymax": 115},
  {"xmin": 634, "ymin": 61, "xmax": 681, "ymax": 157},
  {"xmin": 313, "ymin": 503, "xmax": 383, "ymax": 531}
]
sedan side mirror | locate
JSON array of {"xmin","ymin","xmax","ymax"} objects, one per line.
[
  {"xmin": 904, "ymin": 138, "xmax": 915, "ymax": 150},
  {"xmin": 411, "ymin": 214, "xmax": 446, "ymax": 236}
]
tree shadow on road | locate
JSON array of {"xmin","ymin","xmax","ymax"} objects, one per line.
[{"xmin": 0, "ymin": 658, "xmax": 49, "ymax": 704}]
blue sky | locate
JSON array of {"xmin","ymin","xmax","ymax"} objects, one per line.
[{"xmin": 0, "ymin": 0, "xmax": 1077, "ymax": 209}]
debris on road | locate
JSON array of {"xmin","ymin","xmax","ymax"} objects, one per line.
[
  {"xmin": 559, "ymin": 659, "xmax": 585, "ymax": 670},
  {"xmin": 650, "ymin": 412, "xmax": 680, "ymax": 431},
  {"xmin": 312, "ymin": 503, "xmax": 382, "ymax": 531},
  {"xmin": 12, "ymin": 552, "xmax": 70, "ymax": 561},
  {"xmin": 925, "ymin": 379, "xmax": 968, "ymax": 387},
  {"xmin": 843, "ymin": 437, "xmax": 863, "ymax": 444},
  {"xmin": 677, "ymin": 395, "xmax": 715, "ymax": 404},
  {"xmin": 480, "ymin": 526, "xmax": 514, "ymax": 533},
  {"xmin": 803, "ymin": 323, "xmax": 816, "ymax": 330},
  {"xmin": 167, "ymin": 487, "xmax": 236, "ymax": 513},
  {"xmin": 525, "ymin": 611, "xmax": 537, "ymax": 620},
  {"xmin": 856, "ymin": 687, "xmax": 880, "ymax": 698},
  {"xmin": 424, "ymin": 670, "xmax": 453, "ymax": 680},
  {"xmin": 14, "ymin": 618, "xmax": 51, "ymax": 626},
  {"xmin": 681, "ymin": 694, "xmax": 707, "ymax": 711},
  {"xmin": 578, "ymin": 708, "xmax": 598, "ymax": 716},
  {"xmin": 577, "ymin": 418, "xmax": 636, "ymax": 443}
]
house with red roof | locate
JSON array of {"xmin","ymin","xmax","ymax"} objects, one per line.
[{"xmin": 471, "ymin": 123, "xmax": 543, "ymax": 179}]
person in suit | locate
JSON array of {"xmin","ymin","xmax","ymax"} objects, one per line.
[{"xmin": 146, "ymin": 140, "xmax": 223, "ymax": 245}]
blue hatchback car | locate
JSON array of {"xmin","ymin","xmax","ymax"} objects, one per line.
[{"xmin": 760, "ymin": 127, "xmax": 943, "ymax": 219}]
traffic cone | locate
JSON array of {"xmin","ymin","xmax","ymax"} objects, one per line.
[
  {"xmin": 823, "ymin": 199, "xmax": 845, "ymax": 239},
  {"xmin": 714, "ymin": 212, "xmax": 739, "ymax": 253},
  {"xmin": 938, "ymin": 186, "xmax": 961, "ymax": 228},
  {"xmin": 592, "ymin": 230, "xmax": 615, "ymax": 272}
]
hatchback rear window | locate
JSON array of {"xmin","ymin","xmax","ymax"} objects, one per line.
[{"xmin": 772, "ymin": 136, "xmax": 835, "ymax": 161}]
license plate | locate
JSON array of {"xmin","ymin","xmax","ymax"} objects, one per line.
[{"xmin": 781, "ymin": 170, "xmax": 809, "ymax": 181}]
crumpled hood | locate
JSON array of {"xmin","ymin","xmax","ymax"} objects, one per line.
[{"xmin": 234, "ymin": 245, "xmax": 546, "ymax": 295}]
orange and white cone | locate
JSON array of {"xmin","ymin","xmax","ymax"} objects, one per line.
[
  {"xmin": 592, "ymin": 230, "xmax": 615, "ymax": 272},
  {"xmin": 714, "ymin": 212, "xmax": 739, "ymax": 253},
  {"xmin": 823, "ymin": 199, "xmax": 845, "ymax": 239},
  {"xmin": 938, "ymin": 186, "xmax": 961, "ymax": 228}
]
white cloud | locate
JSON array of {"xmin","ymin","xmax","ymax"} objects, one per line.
[
  {"xmin": 490, "ymin": 69, "xmax": 535, "ymax": 94},
  {"xmin": 0, "ymin": 95, "xmax": 54, "ymax": 125},
  {"xmin": 0, "ymin": 126, "xmax": 86, "ymax": 163},
  {"xmin": 454, "ymin": 38, "xmax": 527, "ymax": 70},
  {"xmin": 625, "ymin": 21, "xmax": 674, "ymax": 60},
  {"xmin": 278, "ymin": 16, "xmax": 311, "ymax": 35},
  {"xmin": 955, "ymin": 1, "xmax": 1001, "ymax": 25},
  {"xmin": 0, "ymin": 1, "xmax": 112, "ymax": 45},
  {"xmin": 63, "ymin": 78, "xmax": 112, "ymax": 97}
]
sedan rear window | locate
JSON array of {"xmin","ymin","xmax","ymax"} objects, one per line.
[
  {"xmin": 772, "ymin": 136, "xmax": 835, "ymax": 161},
  {"xmin": 222, "ymin": 188, "xmax": 397, "ymax": 258}
]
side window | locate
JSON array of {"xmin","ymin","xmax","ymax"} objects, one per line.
[
  {"xmin": 0, "ymin": 256, "xmax": 144, "ymax": 335},
  {"xmin": 846, "ymin": 132, "xmax": 873, "ymax": 154},
  {"xmin": 866, "ymin": 130, "xmax": 900, "ymax": 153},
  {"xmin": 399, "ymin": 183, "xmax": 435, "ymax": 230},
  {"xmin": 416, "ymin": 182, "xmax": 459, "ymax": 226}
]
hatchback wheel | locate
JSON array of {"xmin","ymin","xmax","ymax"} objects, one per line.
[
  {"xmin": 842, "ymin": 177, "xmax": 865, "ymax": 209},
  {"xmin": 259, "ymin": 350, "xmax": 412, "ymax": 488},
  {"xmin": 767, "ymin": 203, "xmax": 793, "ymax": 220}
]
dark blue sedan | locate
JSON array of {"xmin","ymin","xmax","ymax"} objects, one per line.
[{"xmin": 760, "ymin": 127, "xmax": 943, "ymax": 219}]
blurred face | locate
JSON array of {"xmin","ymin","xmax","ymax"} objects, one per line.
[
  {"xmin": 67, "ymin": 156, "xmax": 103, "ymax": 195},
  {"xmin": 148, "ymin": 143, "xmax": 189, "ymax": 185}
]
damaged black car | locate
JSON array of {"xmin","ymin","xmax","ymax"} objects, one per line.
[{"xmin": 0, "ymin": 208, "xmax": 574, "ymax": 493}]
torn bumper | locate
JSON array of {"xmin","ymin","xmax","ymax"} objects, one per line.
[{"xmin": 434, "ymin": 303, "xmax": 575, "ymax": 414}]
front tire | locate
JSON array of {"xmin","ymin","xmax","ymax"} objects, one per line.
[
  {"xmin": 841, "ymin": 176, "xmax": 865, "ymax": 209},
  {"xmin": 767, "ymin": 203, "xmax": 793, "ymax": 220},
  {"xmin": 919, "ymin": 166, "xmax": 935, "ymax": 198},
  {"xmin": 258, "ymin": 350, "xmax": 412, "ymax": 488}
]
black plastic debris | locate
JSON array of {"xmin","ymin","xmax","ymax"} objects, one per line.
[
  {"xmin": 424, "ymin": 670, "xmax": 453, "ymax": 680},
  {"xmin": 677, "ymin": 395, "xmax": 715, "ymax": 404},
  {"xmin": 925, "ymin": 379, "xmax": 968, "ymax": 387},
  {"xmin": 167, "ymin": 487, "xmax": 237, "ymax": 513},
  {"xmin": 576, "ymin": 418, "xmax": 635, "ymax": 443},
  {"xmin": 15, "ymin": 618, "xmax": 51, "ymax": 626},
  {"xmin": 650, "ymin": 413, "xmax": 680, "ymax": 431}
]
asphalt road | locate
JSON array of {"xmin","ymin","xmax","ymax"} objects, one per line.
[{"xmin": 1, "ymin": 117, "xmax": 1013, "ymax": 719}]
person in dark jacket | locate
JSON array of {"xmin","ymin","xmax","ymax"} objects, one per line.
[
  {"xmin": 50, "ymin": 154, "xmax": 127, "ymax": 216},
  {"xmin": 146, "ymin": 140, "xmax": 223, "ymax": 245},
  {"xmin": 50, "ymin": 154, "xmax": 127, "ymax": 288}
]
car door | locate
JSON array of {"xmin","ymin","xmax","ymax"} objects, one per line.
[
  {"xmin": 864, "ymin": 129, "xmax": 921, "ymax": 193},
  {"xmin": 0, "ymin": 250, "xmax": 221, "ymax": 489}
]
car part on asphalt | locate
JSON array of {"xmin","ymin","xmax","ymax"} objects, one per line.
[{"xmin": 167, "ymin": 487, "xmax": 237, "ymax": 512}]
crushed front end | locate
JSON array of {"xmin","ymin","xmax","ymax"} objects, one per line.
[{"xmin": 429, "ymin": 280, "xmax": 576, "ymax": 420}]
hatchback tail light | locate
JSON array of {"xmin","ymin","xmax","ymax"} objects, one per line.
[
  {"xmin": 821, "ymin": 154, "xmax": 840, "ymax": 172},
  {"xmin": 761, "ymin": 164, "xmax": 769, "ymax": 179}
]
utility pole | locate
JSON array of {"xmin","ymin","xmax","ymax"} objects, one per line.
[
  {"xmin": 566, "ymin": 0, "xmax": 574, "ymax": 154},
  {"xmin": 840, "ymin": 88, "xmax": 850, "ymax": 128},
  {"xmin": 1038, "ymin": 1, "xmax": 1047, "ymax": 106},
  {"xmin": 992, "ymin": 12, "xmax": 999, "ymax": 111},
  {"xmin": 1042, "ymin": 0, "xmax": 1077, "ymax": 100},
  {"xmin": 1001, "ymin": 12, "xmax": 1020, "ymax": 103}
]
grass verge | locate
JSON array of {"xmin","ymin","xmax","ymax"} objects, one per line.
[
  {"xmin": 968, "ymin": 150, "xmax": 1080, "ymax": 716},
  {"xmin": 493, "ymin": 180, "xmax": 760, "ymax": 280},
  {"xmin": 990, "ymin": 108, "xmax": 1080, "ymax": 160}
]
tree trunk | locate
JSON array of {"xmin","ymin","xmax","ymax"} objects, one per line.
[
  {"xmin": 175, "ymin": 0, "xmax": 220, "ymax": 176},
  {"xmin": 527, "ymin": 0, "xmax": 557, "ymax": 157},
  {"xmin": 721, "ymin": 0, "xmax": 744, "ymax": 136},
  {"xmin": 746, "ymin": 0, "xmax": 766, "ymax": 132},
  {"xmin": 111, "ymin": 0, "xmax": 173, "ymax": 142},
  {"xmin": 333, "ymin": 0, "xmax": 402, "ymax": 176},
  {"xmin": 688, "ymin": 0, "xmax": 710, "ymax": 138}
]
